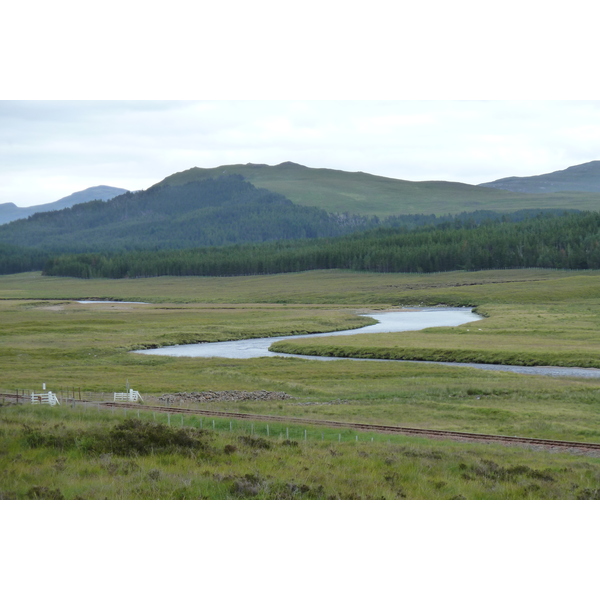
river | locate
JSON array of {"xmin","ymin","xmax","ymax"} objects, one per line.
[{"xmin": 132, "ymin": 307, "xmax": 600, "ymax": 378}]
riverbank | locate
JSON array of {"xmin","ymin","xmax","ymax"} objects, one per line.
[{"xmin": 133, "ymin": 307, "xmax": 481, "ymax": 358}]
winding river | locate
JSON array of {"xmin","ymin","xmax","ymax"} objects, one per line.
[{"xmin": 133, "ymin": 307, "xmax": 600, "ymax": 378}]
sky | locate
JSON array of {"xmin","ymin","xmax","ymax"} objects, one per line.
[
  {"xmin": 3, "ymin": 1, "xmax": 600, "ymax": 207},
  {"xmin": 3, "ymin": 100, "xmax": 600, "ymax": 208}
]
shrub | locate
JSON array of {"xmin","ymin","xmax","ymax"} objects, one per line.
[
  {"xmin": 105, "ymin": 419, "xmax": 208, "ymax": 456},
  {"xmin": 25, "ymin": 486, "xmax": 64, "ymax": 500},
  {"xmin": 238, "ymin": 435, "xmax": 271, "ymax": 450},
  {"xmin": 22, "ymin": 419, "xmax": 210, "ymax": 457}
]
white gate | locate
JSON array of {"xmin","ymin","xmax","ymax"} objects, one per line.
[
  {"xmin": 31, "ymin": 391, "xmax": 60, "ymax": 406},
  {"xmin": 113, "ymin": 389, "xmax": 143, "ymax": 403}
]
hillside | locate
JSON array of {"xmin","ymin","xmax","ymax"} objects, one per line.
[
  {"xmin": 0, "ymin": 176, "xmax": 377, "ymax": 254},
  {"xmin": 0, "ymin": 185, "xmax": 128, "ymax": 225},
  {"xmin": 42, "ymin": 211, "xmax": 600, "ymax": 279},
  {"xmin": 480, "ymin": 160, "xmax": 600, "ymax": 194},
  {"xmin": 153, "ymin": 161, "xmax": 600, "ymax": 216}
]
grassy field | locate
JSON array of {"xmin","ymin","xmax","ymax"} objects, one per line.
[
  {"xmin": 2, "ymin": 404, "xmax": 600, "ymax": 500},
  {"xmin": 272, "ymin": 301, "xmax": 600, "ymax": 367},
  {"xmin": 3, "ymin": 268, "xmax": 600, "ymax": 499},
  {"xmin": 2, "ymin": 268, "xmax": 599, "ymax": 303},
  {"xmin": 154, "ymin": 162, "xmax": 600, "ymax": 216}
]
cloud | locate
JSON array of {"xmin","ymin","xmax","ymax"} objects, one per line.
[{"xmin": 2, "ymin": 100, "xmax": 600, "ymax": 207}]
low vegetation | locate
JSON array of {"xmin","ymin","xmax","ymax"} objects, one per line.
[
  {"xmin": 3, "ymin": 269, "xmax": 600, "ymax": 498},
  {"xmin": 2, "ymin": 405, "xmax": 600, "ymax": 500},
  {"xmin": 271, "ymin": 300, "xmax": 600, "ymax": 368}
]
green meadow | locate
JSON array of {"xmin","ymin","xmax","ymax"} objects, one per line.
[
  {"xmin": 3, "ymin": 404, "xmax": 600, "ymax": 500},
  {"xmin": 2, "ymin": 268, "xmax": 600, "ymax": 498}
]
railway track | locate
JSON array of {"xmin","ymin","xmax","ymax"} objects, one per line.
[{"xmin": 99, "ymin": 401, "xmax": 600, "ymax": 454}]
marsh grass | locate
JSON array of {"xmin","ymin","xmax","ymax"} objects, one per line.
[
  {"xmin": 3, "ymin": 405, "xmax": 600, "ymax": 500},
  {"xmin": 271, "ymin": 298, "xmax": 600, "ymax": 368},
  {"xmin": 0, "ymin": 297, "xmax": 372, "ymax": 391},
  {"xmin": 2, "ymin": 269, "xmax": 600, "ymax": 304},
  {"xmin": 3, "ymin": 292, "xmax": 600, "ymax": 442},
  {"xmin": 4, "ymin": 269, "xmax": 600, "ymax": 474}
]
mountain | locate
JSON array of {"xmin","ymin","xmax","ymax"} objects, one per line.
[
  {"xmin": 152, "ymin": 161, "xmax": 600, "ymax": 216},
  {"xmin": 3, "ymin": 160, "xmax": 600, "ymax": 258},
  {"xmin": 479, "ymin": 161, "xmax": 600, "ymax": 194},
  {"xmin": 0, "ymin": 176, "xmax": 379, "ymax": 253},
  {"xmin": 0, "ymin": 185, "xmax": 128, "ymax": 225}
]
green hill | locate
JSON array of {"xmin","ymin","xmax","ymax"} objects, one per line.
[
  {"xmin": 153, "ymin": 161, "xmax": 600, "ymax": 216},
  {"xmin": 0, "ymin": 176, "xmax": 377, "ymax": 254}
]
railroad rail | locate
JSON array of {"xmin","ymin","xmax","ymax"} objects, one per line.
[{"xmin": 99, "ymin": 401, "xmax": 600, "ymax": 453}]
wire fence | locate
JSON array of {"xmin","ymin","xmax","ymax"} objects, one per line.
[
  {"xmin": 3, "ymin": 397, "xmax": 384, "ymax": 445},
  {"xmin": 87, "ymin": 404, "xmax": 381, "ymax": 444}
]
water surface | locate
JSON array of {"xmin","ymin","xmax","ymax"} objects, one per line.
[
  {"xmin": 134, "ymin": 308, "xmax": 481, "ymax": 359},
  {"xmin": 133, "ymin": 307, "xmax": 600, "ymax": 378}
]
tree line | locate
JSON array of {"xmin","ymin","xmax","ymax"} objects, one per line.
[{"xmin": 41, "ymin": 211, "xmax": 600, "ymax": 279}]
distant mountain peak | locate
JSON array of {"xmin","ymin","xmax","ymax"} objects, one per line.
[
  {"xmin": 0, "ymin": 185, "xmax": 128, "ymax": 226},
  {"xmin": 276, "ymin": 161, "xmax": 304, "ymax": 168},
  {"xmin": 480, "ymin": 160, "xmax": 600, "ymax": 194}
]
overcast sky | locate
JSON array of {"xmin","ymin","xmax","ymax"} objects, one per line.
[
  {"xmin": 3, "ymin": 100, "xmax": 600, "ymax": 207},
  {"xmin": 3, "ymin": 1, "xmax": 600, "ymax": 207}
]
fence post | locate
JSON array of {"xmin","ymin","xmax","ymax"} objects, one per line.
[
  {"xmin": 212, "ymin": 420, "xmax": 215, "ymax": 430},
  {"xmin": 338, "ymin": 433, "xmax": 341, "ymax": 442},
  {"xmin": 266, "ymin": 424, "xmax": 269, "ymax": 436},
  {"xmin": 286, "ymin": 427, "xmax": 289, "ymax": 439},
  {"xmin": 167, "ymin": 414, "xmax": 171, "ymax": 426},
  {"xmin": 304, "ymin": 430, "xmax": 307, "ymax": 442}
]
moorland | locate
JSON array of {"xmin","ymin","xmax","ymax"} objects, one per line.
[
  {"xmin": 3, "ymin": 160, "xmax": 600, "ymax": 499},
  {"xmin": 2, "ymin": 269, "xmax": 600, "ymax": 500}
]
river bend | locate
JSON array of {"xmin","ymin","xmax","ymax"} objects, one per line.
[{"xmin": 133, "ymin": 307, "xmax": 600, "ymax": 378}]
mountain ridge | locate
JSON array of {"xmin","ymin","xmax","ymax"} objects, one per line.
[
  {"xmin": 0, "ymin": 176, "xmax": 380, "ymax": 253},
  {"xmin": 0, "ymin": 185, "xmax": 128, "ymax": 225},
  {"xmin": 480, "ymin": 161, "xmax": 600, "ymax": 194},
  {"xmin": 152, "ymin": 161, "xmax": 600, "ymax": 216}
]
